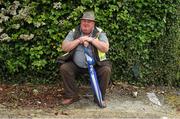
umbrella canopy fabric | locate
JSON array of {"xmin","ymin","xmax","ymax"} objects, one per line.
[{"xmin": 84, "ymin": 47, "xmax": 103, "ymax": 107}]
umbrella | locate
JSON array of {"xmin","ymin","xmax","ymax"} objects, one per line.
[{"xmin": 84, "ymin": 47, "xmax": 103, "ymax": 107}]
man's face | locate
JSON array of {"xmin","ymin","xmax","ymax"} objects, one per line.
[{"xmin": 80, "ymin": 19, "xmax": 95, "ymax": 35}]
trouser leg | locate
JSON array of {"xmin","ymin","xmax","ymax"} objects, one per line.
[
  {"xmin": 96, "ymin": 65, "xmax": 112, "ymax": 100},
  {"xmin": 60, "ymin": 62, "xmax": 79, "ymax": 98}
]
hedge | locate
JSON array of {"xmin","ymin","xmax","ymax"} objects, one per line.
[{"xmin": 0, "ymin": 0, "xmax": 179, "ymax": 87}]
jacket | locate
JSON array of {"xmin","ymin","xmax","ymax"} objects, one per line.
[{"xmin": 57, "ymin": 25, "xmax": 111, "ymax": 67}]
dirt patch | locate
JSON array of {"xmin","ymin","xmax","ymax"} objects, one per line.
[
  {"xmin": 0, "ymin": 82, "xmax": 179, "ymax": 118},
  {"xmin": 0, "ymin": 83, "xmax": 64, "ymax": 108},
  {"xmin": 0, "ymin": 82, "xmax": 137, "ymax": 109}
]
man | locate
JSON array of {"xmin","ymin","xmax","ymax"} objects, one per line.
[{"xmin": 60, "ymin": 10, "xmax": 111, "ymax": 108}]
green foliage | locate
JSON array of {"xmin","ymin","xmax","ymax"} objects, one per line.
[{"xmin": 0, "ymin": 0, "xmax": 179, "ymax": 86}]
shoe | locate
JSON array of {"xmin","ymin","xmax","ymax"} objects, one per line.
[
  {"xmin": 61, "ymin": 97, "xmax": 80, "ymax": 105},
  {"xmin": 94, "ymin": 99, "xmax": 107, "ymax": 108}
]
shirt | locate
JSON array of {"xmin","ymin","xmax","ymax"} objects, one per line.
[{"xmin": 64, "ymin": 27, "xmax": 108, "ymax": 68}]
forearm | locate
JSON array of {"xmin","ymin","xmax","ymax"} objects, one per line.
[
  {"xmin": 62, "ymin": 39, "xmax": 80, "ymax": 52},
  {"xmin": 91, "ymin": 38, "xmax": 109, "ymax": 52}
]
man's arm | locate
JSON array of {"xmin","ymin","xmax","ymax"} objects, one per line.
[
  {"xmin": 62, "ymin": 39, "xmax": 81, "ymax": 52},
  {"xmin": 61, "ymin": 30, "xmax": 85, "ymax": 52},
  {"xmin": 81, "ymin": 33, "xmax": 109, "ymax": 53},
  {"xmin": 91, "ymin": 38, "xmax": 109, "ymax": 53}
]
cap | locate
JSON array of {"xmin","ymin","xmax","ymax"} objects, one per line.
[{"xmin": 81, "ymin": 11, "xmax": 95, "ymax": 21}]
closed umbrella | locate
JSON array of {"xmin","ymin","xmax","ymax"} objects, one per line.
[{"xmin": 84, "ymin": 47, "xmax": 103, "ymax": 108}]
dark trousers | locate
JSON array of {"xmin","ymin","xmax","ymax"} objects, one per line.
[{"xmin": 60, "ymin": 61, "xmax": 111, "ymax": 100}]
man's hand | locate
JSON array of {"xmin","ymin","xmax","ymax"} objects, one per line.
[
  {"xmin": 78, "ymin": 36, "xmax": 94, "ymax": 47},
  {"xmin": 83, "ymin": 41, "xmax": 89, "ymax": 47},
  {"xmin": 79, "ymin": 36, "xmax": 94, "ymax": 43}
]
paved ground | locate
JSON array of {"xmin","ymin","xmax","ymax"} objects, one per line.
[{"xmin": 0, "ymin": 83, "xmax": 179, "ymax": 119}]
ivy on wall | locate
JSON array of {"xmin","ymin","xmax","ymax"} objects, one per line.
[{"xmin": 0, "ymin": 0, "xmax": 179, "ymax": 86}]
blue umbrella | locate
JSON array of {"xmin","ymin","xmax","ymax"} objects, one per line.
[{"xmin": 84, "ymin": 47, "xmax": 103, "ymax": 107}]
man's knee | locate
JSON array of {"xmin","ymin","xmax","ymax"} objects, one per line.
[
  {"xmin": 102, "ymin": 66, "xmax": 111, "ymax": 74},
  {"xmin": 60, "ymin": 63, "xmax": 69, "ymax": 73}
]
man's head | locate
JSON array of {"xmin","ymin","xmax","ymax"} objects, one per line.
[{"xmin": 80, "ymin": 11, "xmax": 95, "ymax": 35}]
